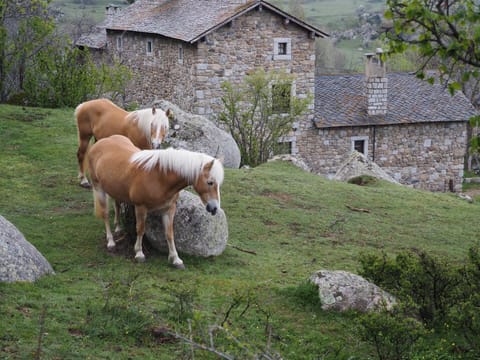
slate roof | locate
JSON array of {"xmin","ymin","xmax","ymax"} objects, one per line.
[
  {"xmin": 77, "ymin": 0, "xmax": 327, "ymax": 48},
  {"xmin": 314, "ymin": 73, "xmax": 479, "ymax": 129}
]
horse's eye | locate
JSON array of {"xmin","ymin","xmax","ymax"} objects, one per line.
[{"xmin": 207, "ymin": 180, "xmax": 214, "ymax": 186}]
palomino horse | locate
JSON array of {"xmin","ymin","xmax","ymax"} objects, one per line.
[
  {"xmin": 75, "ymin": 98, "xmax": 171, "ymax": 187},
  {"xmin": 87, "ymin": 135, "xmax": 224, "ymax": 268}
]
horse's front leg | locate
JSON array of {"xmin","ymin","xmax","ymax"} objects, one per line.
[
  {"xmin": 163, "ymin": 205, "xmax": 184, "ymax": 269},
  {"xmin": 134, "ymin": 206, "xmax": 148, "ymax": 262}
]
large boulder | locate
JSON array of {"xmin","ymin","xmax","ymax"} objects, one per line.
[
  {"xmin": 0, "ymin": 215, "xmax": 54, "ymax": 282},
  {"xmin": 334, "ymin": 151, "xmax": 399, "ymax": 184},
  {"xmin": 153, "ymin": 99, "xmax": 241, "ymax": 168},
  {"xmin": 309, "ymin": 270, "xmax": 396, "ymax": 312},
  {"xmin": 145, "ymin": 191, "xmax": 228, "ymax": 257}
]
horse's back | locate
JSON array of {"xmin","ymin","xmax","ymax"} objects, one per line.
[{"xmin": 75, "ymin": 99, "xmax": 128, "ymax": 139}]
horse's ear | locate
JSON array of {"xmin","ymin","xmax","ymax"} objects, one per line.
[
  {"xmin": 166, "ymin": 108, "xmax": 174, "ymax": 120},
  {"xmin": 204, "ymin": 159, "xmax": 215, "ymax": 172},
  {"xmin": 152, "ymin": 106, "xmax": 156, "ymax": 115}
]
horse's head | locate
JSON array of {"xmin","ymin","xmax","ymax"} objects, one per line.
[
  {"xmin": 193, "ymin": 158, "xmax": 224, "ymax": 215},
  {"xmin": 150, "ymin": 107, "xmax": 171, "ymax": 149}
]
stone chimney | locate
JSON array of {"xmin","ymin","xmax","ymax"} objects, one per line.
[
  {"xmin": 105, "ymin": 4, "xmax": 120, "ymax": 19},
  {"xmin": 365, "ymin": 48, "xmax": 387, "ymax": 116}
]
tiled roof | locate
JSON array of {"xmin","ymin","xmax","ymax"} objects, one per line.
[
  {"xmin": 314, "ymin": 73, "xmax": 479, "ymax": 128},
  {"xmin": 76, "ymin": 28, "xmax": 107, "ymax": 49},
  {"xmin": 101, "ymin": 0, "xmax": 328, "ymax": 43}
]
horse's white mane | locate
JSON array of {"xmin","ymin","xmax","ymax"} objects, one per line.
[
  {"xmin": 130, "ymin": 148, "xmax": 224, "ymax": 184},
  {"xmin": 126, "ymin": 107, "xmax": 169, "ymax": 138}
]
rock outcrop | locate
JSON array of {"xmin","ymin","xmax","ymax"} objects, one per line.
[
  {"xmin": 145, "ymin": 191, "xmax": 228, "ymax": 257},
  {"xmin": 0, "ymin": 215, "xmax": 54, "ymax": 282},
  {"xmin": 309, "ymin": 270, "xmax": 396, "ymax": 312}
]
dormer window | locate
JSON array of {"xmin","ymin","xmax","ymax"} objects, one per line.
[{"xmin": 273, "ymin": 38, "xmax": 291, "ymax": 60}]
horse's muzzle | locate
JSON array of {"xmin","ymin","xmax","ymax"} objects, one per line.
[{"xmin": 206, "ymin": 200, "xmax": 219, "ymax": 215}]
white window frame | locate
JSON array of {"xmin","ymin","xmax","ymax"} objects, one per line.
[
  {"xmin": 273, "ymin": 38, "xmax": 291, "ymax": 60},
  {"xmin": 146, "ymin": 39, "xmax": 153, "ymax": 55},
  {"xmin": 351, "ymin": 136, "xmax": 369, "ymax": 157}
]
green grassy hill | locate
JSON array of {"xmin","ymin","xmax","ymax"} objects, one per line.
[{"xmin": 1, "ymin": 104, "xmax": 478, "ymax": 358}]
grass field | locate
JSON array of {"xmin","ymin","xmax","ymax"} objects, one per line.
[{"xmin": 1, "ymin": 104, "xmax": 480, "ymax": 358}]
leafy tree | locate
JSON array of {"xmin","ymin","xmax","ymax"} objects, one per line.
[
  {"xmin": 22, "ymin": 43, "xmax": 131, "ymax": 107},
  {"xmin": 384, "ymin": 0, "xmax": 480, "ymax": 159},
  {"xmin": 384, "ymin": 0, "xmax": 480, "ymax": 95},
  {"xmin": 0, "ymin": 0, "xmax": 55, "ymax": 101},
  {"xmin": 218, "ymin": 69, "xmax": 311, "ymax": 167}
]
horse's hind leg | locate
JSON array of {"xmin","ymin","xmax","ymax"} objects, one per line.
[
  {"xmin": 133, "ymin": 206, "xmax": 148, "ymax": 262},
  {"xmin": 93, "ymin": 188, "xmax": 115, "ymax": 250},
  {"xmin": 77, "ymin": 135, "xmax": 91, "ymax": 188},
  {"xmin": 113, "ymin": 200, "xmax": 122, "ymax": 233},
  {"xmin": 163, "ymin": 207, "xmax": 184, "ymax": 269}
]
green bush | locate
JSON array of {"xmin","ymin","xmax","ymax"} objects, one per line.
[{"xmin": 358, "ymin": 247, "xmax": 480, "ymax": 359}]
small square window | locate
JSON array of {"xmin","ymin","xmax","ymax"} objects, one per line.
[
  {"xmin": 351, "ymin": 136, "xmax": 369, "ymax": 156},
  {"xmin": 278, "ymin": 42, "xmax": 287, "ymax": 55},
  {"xmin": 354, "ymin": 140, "xmax": 365, "ymax": 154},
  {"xmin": 273, "ymin": 38, "xmax": 291, "ymax": 60}
]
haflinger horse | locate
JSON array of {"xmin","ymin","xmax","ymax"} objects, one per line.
[
  {"xmin": 87, "ymin": 134, "xmax": 224, "ymax": 268},
  {"xmin": 75, "ymin": 98, "xmax": 171, "ymax": 187}
]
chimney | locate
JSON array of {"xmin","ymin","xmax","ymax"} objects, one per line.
[
  {"xmin": 105, "ymin": 4, "xmax": 120, "ymax": 19},
  {"xmin": 365, "ymin": 48, "xmax": 387, "ymax": 116}
]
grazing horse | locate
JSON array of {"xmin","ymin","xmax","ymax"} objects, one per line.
[
  {"xmin": 87, "ymin": 135, "xmax": 224, "ymax": 268},
  {"xmin": 75, "ymin": 98, "xmax": 171, "ymax": 187}
]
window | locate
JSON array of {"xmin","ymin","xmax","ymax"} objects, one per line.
[
  {"xmin": 116, "ymin": 36, "xmax": 123, "ymax": 51},
  {"xmin": 273, "ymin": 38, "xmax": 291, "ymax": 60},
  {"xmin": 278, "ymin": 42, "xmax": 287, "ymax": 55},
  {"xmin": 272, "ymin": 82, "xmax": 291, "ymax": 114},
  {"xmin": 351, "ymin": 136, "xmax": 369, "ymax": 156},
  {"xmin": 178, "ymin": 45, "xmax": 184, "ymax": 64},
  {"xmin": 146, "ymin": 39, "xmax": 153, "ymax": 55}
]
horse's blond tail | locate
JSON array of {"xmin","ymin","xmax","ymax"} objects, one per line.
[{"xmin": 93, "ymin": 188, "xmax": 108, "ymax": 219}]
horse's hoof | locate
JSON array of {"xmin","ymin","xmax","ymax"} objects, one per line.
[
  {"xmin": 135, "ymin": 254, "xmax": 146, "ymax": 263},
  {"xmin": 107, "ymin": 244, "xmax": 116, "ymax": 252},
  {"xmin": 172, "ymin": 263, "xmax": 185, "ymax": 270},
  {"xmin": 79, "ymin": 182, "xmax": 92, "ymax": 189}
]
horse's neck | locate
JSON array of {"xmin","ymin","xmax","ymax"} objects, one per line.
[{"xmin": 127, "ymin": 126, "xmax": 149, "ymax": 149}]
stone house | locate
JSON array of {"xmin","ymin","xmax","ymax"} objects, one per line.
[
  {"xmin": 295, "ymin": 50, "xmax": 478, "ymax": 192},
  {"xmin": 77, "ymin": 0, "xmax": 327, "ymax": 120},
  {"xmin": 78, "ymin": 1, "xmax": 478, "ymax": 192}
]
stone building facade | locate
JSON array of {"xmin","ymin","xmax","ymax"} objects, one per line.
[
  {"xmin": 295, "ymin": 50, "xmax": 477, "ymax": 192},
  {"xmin": 296, "ymin": 122, "xmax": 467, "ymax": 192}
]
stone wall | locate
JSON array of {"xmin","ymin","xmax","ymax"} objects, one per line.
[
  {"xmin": 105, "ymin": 30, "xmax": 196, "ymax": 110},
  {"xmin": 296, "ymin": 122, "xmax": 467, "ymax": 192}
]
